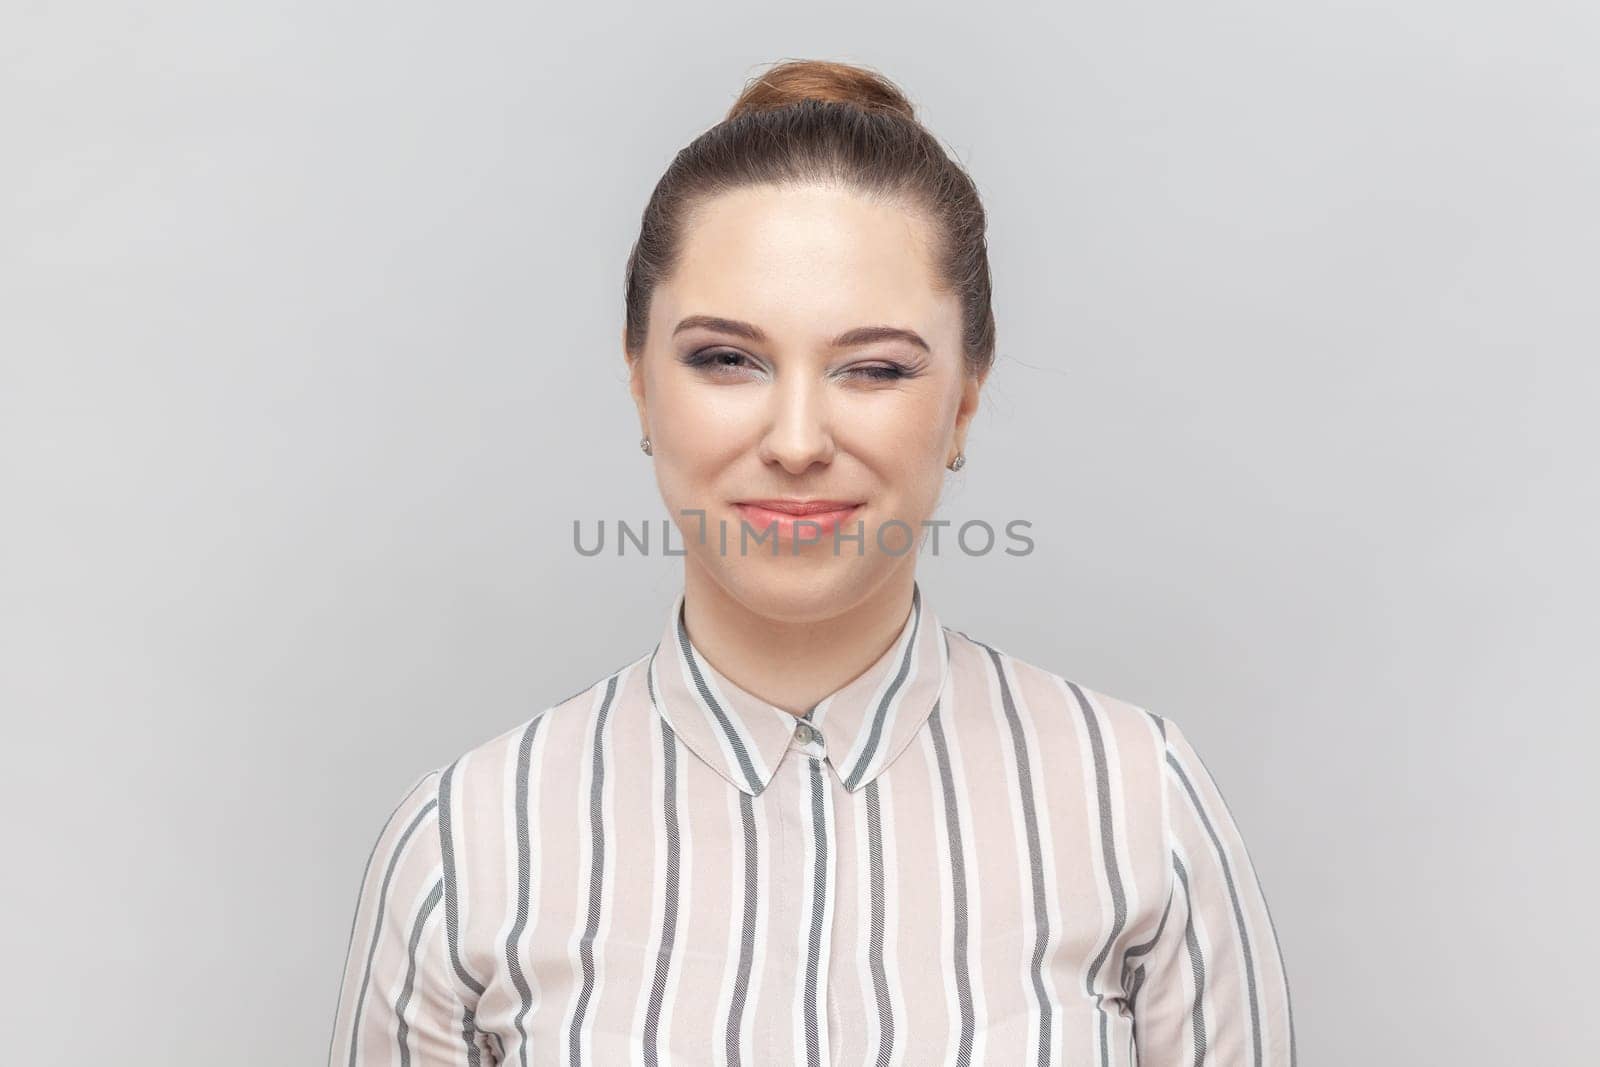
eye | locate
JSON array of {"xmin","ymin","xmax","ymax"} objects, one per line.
[
  {"xmin": 850, "ymin": 363, "xmax": 912, "ymax": 382},
  {"xmin": 680, "ymin": 348, "xmax": 923, "ymax": 382},
  {"xmin": 682, "ymin": 347, "xmax": 758, "ymax": 375}
]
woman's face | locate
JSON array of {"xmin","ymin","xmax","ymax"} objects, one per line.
[{"xmin": 627, "ymin": 182, "xmax": 984, "ymax": 619}]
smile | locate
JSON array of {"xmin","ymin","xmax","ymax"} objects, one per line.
[{"xmin": 731, "ymin": 500, "xmax": 865, "ymax": 539}]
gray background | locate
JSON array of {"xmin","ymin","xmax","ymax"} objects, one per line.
[{"xmin": 4, "ymin": 2, "xmax": 1596, "ymax": 1063}]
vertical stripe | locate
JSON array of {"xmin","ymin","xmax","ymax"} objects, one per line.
[
  {"xmin": 801, "ymin": 756, "xmax": 831, "ymax": 1066},
  {"xmin": 863, "ymin": 779, "xmax": 895, "ymax": 1067},
  {"xmin": 1121, "ymin": 888, "xmax": 1174, "ymax": 989},
  {"xmin": 394, "ymin": 879, "xmax": 445, "ymax": 1067},
  {"xmin": 1167, "ymin": 751, "xmax": 1263, "ymax": 1066},
  {"xmin": 345, "ymin": 796, "xmax": 438, "ymax": 1067},
  {"xmin": 926, "ymin": 700, "xmax": 974, "ymax": 1066},
  {"xmin": 1068, "ymin": 680, "xmax": 1129, "ymax": 1067},
  {"xmin": 438, "ymin": 758, "xmax": 485, "ymax": 1067},
  {"xmin": 1185, "ymin": 732, "xmax": 1298, "ymax": 1067},
  {"xmin": 326, "ymin": 773, "xmax": 432, "ymax": 1067},
  {"xmin": 726, "ymin": 791, "xmax": 759, "ymax": 1066},
  {"xmin": 642, "ymin": 717, "xmax": 681, "ymax": 1067},
  {"xmin": 1126, "ymin": 962, "xmax": 1149, "ymax": 1007},
  {"xmin": 505, "ymin": 715, "xmax": 545, "ymax": 1066},
  {"xmin": 1173, "ymin": 853, "xmax": 1209, "ymax": 1067},
  {"xmin": 980, "ymin": 642, "xmax": 1055, "ymax": 1067},
  {"xmin": 567, "ymin": 673, "xmax": 619, "ymax": 1065}
]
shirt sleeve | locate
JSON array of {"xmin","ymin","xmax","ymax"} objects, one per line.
[
  {"xmin": 1128, "ymin": 717, "xmax": 1298, "ymax": 1066},
  {"xmin": 326, "ymin": 768, "xmax": 489, "ymax": 1066}
]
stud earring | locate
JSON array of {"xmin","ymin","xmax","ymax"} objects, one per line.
[
  {"xmin": 640, "ymin": 436, "xmax": 652, "ymax": 456},
  {"xmin": 948, "ymin": 451, "xmax": 966, "ymax": 472}
]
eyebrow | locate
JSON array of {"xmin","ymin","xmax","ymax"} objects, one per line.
[{"xmin": 672, "ymin": 315, "xmax": 931, "ymax": 354}]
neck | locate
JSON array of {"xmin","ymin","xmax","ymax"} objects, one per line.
[{"xmin": 680, "ymin": 560, "xmax": 918, "ymax": 719}]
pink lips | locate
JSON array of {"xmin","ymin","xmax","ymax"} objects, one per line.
[{"xmin": 732, "ymin": 499, "xmax": 864, "ymax": 540}]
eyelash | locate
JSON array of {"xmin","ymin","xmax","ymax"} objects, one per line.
[{"xmin": 683, "ymin": 348, "xmax": 920, "ymax": 382}]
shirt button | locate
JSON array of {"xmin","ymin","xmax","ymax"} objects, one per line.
[{"xmin": 794, "ymin": 721, "xmax": 818, "ymax": 745}]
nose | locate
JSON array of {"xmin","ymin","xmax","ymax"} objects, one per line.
[{"xmin": 757, "ymin": 371, "xmax": 835, "ymax": 474}]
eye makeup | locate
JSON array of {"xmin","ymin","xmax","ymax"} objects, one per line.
[
  {"xmin": 677, "ymin": 347, "xmax": 927, "ymax": 383},
  {"xmin": 845, "ymin": 358, "xmax": 926, "ymax": 382},
  {"xmin": 678, "ymin": 348, "xmax": 761, "ymax": 375}
]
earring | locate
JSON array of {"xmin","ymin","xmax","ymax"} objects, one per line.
[
  {"xmin": 640, "ymin": 436, "xmax": 653, "ymax": 456},
  {"xmin": 948, "ymin": 451, "xmax": 966, "ymax": 472}
]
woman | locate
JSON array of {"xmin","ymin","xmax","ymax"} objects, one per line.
[{"xmin": 326, "ymin": 59, "xmax": 1295, "ymax": 1066}]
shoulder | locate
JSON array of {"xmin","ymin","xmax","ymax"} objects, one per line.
[
  {"xmin": 364, "ymin": 653, "xmax": 651, "ymax": 902},
  {"xmin": 941, "ymin": 624, "xmax": 1181, "ymax": 862},
  {"xmin": 942, "ymin": 624, "xmax": 1172, "ymax": 757},
  {"xmin": 426, "ymin": 649, "xmax": 653, "ymax": 803}
]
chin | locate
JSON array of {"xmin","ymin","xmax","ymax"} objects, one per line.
[{"xmin": 707, "ymin": 555, "xmax": 889, "ymax": 624}]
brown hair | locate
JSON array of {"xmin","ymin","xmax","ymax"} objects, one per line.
[{"xmin": 622, "ymin": 59, "xmax": 997, "ymax": 379}]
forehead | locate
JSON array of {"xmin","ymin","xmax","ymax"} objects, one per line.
[{"xmin": 655, "ymin": 183, "xmax": 959, "ymax": 344}]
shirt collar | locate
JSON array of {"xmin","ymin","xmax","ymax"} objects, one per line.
[{"xmin": 645, "ymin": 580, "xmax": 951, "ymax": 797}]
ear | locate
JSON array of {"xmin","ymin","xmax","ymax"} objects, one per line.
[
  {"xmin": 624, "ymin": 326, "xmax": 649, "ymax": 433},
  {"xmin": 950, "ymin": 365, "xmax": 986, "ymax": 458}
]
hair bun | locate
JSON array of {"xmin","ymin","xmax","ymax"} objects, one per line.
[{"xmin": 727, "ymin": 59, "xmax": 917, "ymax": 123}]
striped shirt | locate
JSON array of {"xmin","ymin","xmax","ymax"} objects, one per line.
[{"xmin": 327, "ymin": 581, "xmax": 1296, "ymax": 1065}]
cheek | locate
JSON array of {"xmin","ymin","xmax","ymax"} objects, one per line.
[
  {"xmin": 649, "ymin": 377, "xmax": 749, "ymax": 479},
  {"xmin": 658, "ymin": 417, "xmax": 754, "ymax": 491},
  {"xmin": 653, "ymin": 448, "xmax": 722, "ymax": 516},
  {"xmin": 845, "ymin": 400, "xmax": 950, "ymax": 508},
  {"xmin": 853, "ymin": 394, "xmax": 949, "ymax": 466},
  {"xmin": 650, "ymin": 416, "xmax": 753, "ymax": 517}
]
